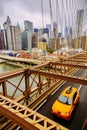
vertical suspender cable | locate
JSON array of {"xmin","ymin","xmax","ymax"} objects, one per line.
[
  {"xmin": 72, "ymin": 0, "xmax": 75, "ymax": 27},
  {"xmin": 57, "ymin": 0, "xmax": 63, "ymax": 36},
  {"xmin": 69, "ymin": 0, "xmax": 74, "ymax": 47},
  {"xmin": 61, "ymin": 0, "xmax": 67, "ymax": 31},
  {"xmin": 70, "ymin": 0, "xmax": 76, "ymax": 47},
  {"xmin": 75, "ymin": 0, "xmax": 81, "ymax": 47},
  {"xmin": 49, "ymin": 0, "xmax": 53, "ymax": 36},
  {"xmin": 71, "ymin": 0, "xmax": 78, "ymax": 49},
  {"xmin": 66, "ymin": 0, "xmax": 75, "ymax": 48},
  {"xmin": 60, "ymin": 0, "xmax": 66, "ymax": 47},
  {"xmin": 41, "ymin": 0, "xmax": 44, "ymax": 33},
  {"xmin": 66, "ymin": 0, "xmax": 71, "ymax": 32},
  {"xmin": 75, "ymin": 0, "xmax": 79, "ymax": 38},
  {"xmin": 56, "ymin": 0, "xmax": 58, "ymax": 33},
  {"xmin": 68, "ymin": 0, "xmax": 74, "ymax": 48},
  {"xmin": 69, "ymin": 0, "xmax": 73, "ymax": 34},
  {"xmin": 72, "ymin": 0, "xmax": 77, "ymax": 38},
  {"xmin": 66, "ymin": 0, "xmax": 71, "ymax": 48}
]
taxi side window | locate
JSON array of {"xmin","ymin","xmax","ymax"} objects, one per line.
[{"xmin": 73, "ymin": 92, "xmax": 77, "ymax": 102}]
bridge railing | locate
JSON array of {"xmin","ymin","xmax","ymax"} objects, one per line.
[
  {"xmin": 0, "ymin": 59, "xmax": 87, "ymax": 108},
  {"xmin": 0, "ymin": 95, "xmax": 68, "ymax": 130}
]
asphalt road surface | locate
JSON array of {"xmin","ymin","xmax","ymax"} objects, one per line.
[{"xmin": 37, "ymin": 69, "xmax": 87, "ymax": 130}]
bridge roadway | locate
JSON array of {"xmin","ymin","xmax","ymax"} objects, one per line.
[
  {"xmin": 0, "ymin": 69, "xmax": 87, "ymax": 130},
  {"xmin": 0, "ymin": 52, "xmax": 87, "ymax": 129},
  {"xmin": 0, "ymin": 67, "xmax": 87, "ymax": 129},
  {"xmin": 0, "ymin": 53, "xmax": 87, "ymax": 65},
  {"xmin": 0, "ymin": 55, "xmax": 45, "ymax": 65},
  {"xmin": 37, "ymin": 68, "xmax": 87, "ymax": 130}
]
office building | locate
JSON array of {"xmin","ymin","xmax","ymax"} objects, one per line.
[
  {"xmin": 3, "ymin": 16, "xmax": 11, "ymax": 29},
  {"xmin": 0, "ymin": 30, "xmax": 5, "ymax": 49},
  {"xmin": 38, "ymin": 28, "xmax": 49, "ymax": 43},
  {"xmin": 46, "ymin": 24, "xmax": 51, "ymax": 37},
  {"xmin": 34, "ymin": 28, "xmax": 38, "ymax": 33},
  {"xmin": 64, "ymin": 27, "xmax": 69, "ymax": 38},
  {"xmin": 37, "ymin": 42, "xmax": 47, "ymax": 51},
  {"xmin": 2, "ymin": 29, "xmax": 8, "ymax": 49},
  {"xmin": 38, "ymin": 28, "xmax": 44, "ymax": 37},
  {"xmin": 53, "ymin": 22, "xmax": 58, "ymax": 29},
  {"xmin": 24, "ymin": 20, "xmax": 33, "ymax": 33},
  {"xmin": 76, "ymin": 9, "xmax": 84, "ymax": 48},
  {"xmin": 76, "ymin": 9, "xmax": 84, "ymax": 37},
  {"xmin": 22, "ymin": 30, "xmax": 32, "ymax": 50},
  {"xmin": 7, "ymin": 26, "xmax": 22, "ymax": 51},
  {"xmin": 46, "ymin": 22, "xmax": 58, "ymax": 37},
  {"xmin": 83, "ymin": 0, "xmax": 87, "ymax": 35},
  {"xmin": 31, "ymin": 32, "xmax": 38, "ymax": 48},
  {"xmin": 48, "ymin": 37, "xmax": 60, "ymax": 51}
]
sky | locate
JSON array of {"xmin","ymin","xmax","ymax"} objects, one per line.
[
  {"xmin": 0, "ymin": 0, "xmax": 56, "ymax": 29},
  {"xmin": 0, "ymin": 0, "xmax": 86, "ymax": 32}
]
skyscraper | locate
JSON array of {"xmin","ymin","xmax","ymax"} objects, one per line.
[
  {"xmin": 83, "ymin": 0, "xmax": 87, "ymax": 35},
  {"xmin": 24, "ymin": 20, "xmax": 33, "ymax": 33},
  {"xmin": 22, "ymin": 30, "xmax": 32, "ymax": 50},
  {"xmin": 38, "ymin": 28, "xmax": 44, "ymax": 37},
  {"xmin": 3, "ymin": 16, "xmax": 11, "ymax": 29},
  {"xmin": 64, "ymin": 27, "xmax": 69, "ymax": 38},
  {"xmin": 0, "ymin": 30, "xmax": 5, "ymax": 49},
  {"xmin": 76, "ymin": 9, "xmax": 84, "ymax": 37},
  {"xmin": 31, "ymin": 32, "xmax": 38, "ymax": 48},
  {"xmin": 2, "ymin": 29, "xmax": 8, "ymax": 50},
  {"xmin": 46, "ymin": 24, "xmax": 51, "ymax": 37},
  {"xmin": 46, "ymin": 22, "xmax": 58, "ymax": 37},
  {"xmin": 7, "ymin": 26, "xmax": 22, "ymax": 51}
]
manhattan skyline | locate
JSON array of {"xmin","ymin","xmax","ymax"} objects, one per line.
[{"xmin": 0, "ymin": 0, "xmax": 86, "ymax": 34}]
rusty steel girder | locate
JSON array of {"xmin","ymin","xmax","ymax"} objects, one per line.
[
  {"xmin": 0, "ymin": 95, "xmax": 68, "ymax": 130},
  {"xmin": 30, "ymin": 69, "xmax": 87, "ymax": 85}
]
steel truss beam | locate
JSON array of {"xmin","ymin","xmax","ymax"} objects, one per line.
[
  {"xmin": 30, "ymin": 69, "xmax": 87, "ymax": 85},
  {"xmin": 0, "ymin": 63, "xmax": 87, "ymax": 85},
  {"xmin": 63, "ymin": 59, "xmax": 87, "ymax": 63},
  {"xmin": 50, "ymin": 62, "xmax": 87, "ymax": 69},
  {"xmin": 0, "ymin": 95, "xmax": 68, "ymax": 130}
]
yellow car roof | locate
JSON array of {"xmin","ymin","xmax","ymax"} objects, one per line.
[{"xmin": 61, "ymin": 86, "xmax": 78, "ymax": 98}]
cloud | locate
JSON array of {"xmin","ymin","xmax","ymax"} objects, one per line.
[
  {"xmin": 0, "ymin": 1, "xmax": 6, "ymax": 17},
  {"xmin": 0, "ymin": 0, "xmax": 86, "ymax": 33},
  {"xmin": 0, "ymin": 0, "xmax": 53, "ymax": 29},
  {"xmin": 19, "ymin": 0, "xmax": 41, "ymax": 13}
]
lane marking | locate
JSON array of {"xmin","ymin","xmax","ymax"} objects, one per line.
[
  {"xmin": 78, "ymin": 85, "xmax": 82, "ymax": 92},
  {"xmin": 51, "ymin": 81, "xmax": 66, "ymax": 95},
  {"xmin": 35, "ymin": 99, "xmax": 47, "ymax": 111},
  {"xmin": 35, "ymin": 81, "xmax": 66, "ymax": 111},
  {"xmin": 16, "ymin": 126, "xmax": 21, "ymax": 130}
]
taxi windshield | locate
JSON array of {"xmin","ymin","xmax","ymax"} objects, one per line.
[{"xmin": 58, "ymin": 95, "xmax": 72, "ymax": 105}]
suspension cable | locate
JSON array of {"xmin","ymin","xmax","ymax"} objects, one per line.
[
  {"xmin": 41, "ymin": 0, "xmax": 44, "ymax": 31},
  {"xmin": 65, "ymin": 0, "xmax": 73, "ymax": 48},
  {"xmin": 61, "ymin": 0, "xmax": 67, "ymax": 30},
  {"xmin": 75, "ymin": 0, "xmax": 79, "ymax": 37},
  {"xmin": 72, "ymin": 0, "xmax": 76, "ymax": 38},
  {"xmin": 66, "ymin": 0, "xmax": 71, "ymax": 31},
  {"xmin": 49, "ymin": 0, "xmax": 53, "ymax": 36},
  {"xmin": 56, "ymin": 0, "xmax": 58, "ymax": 33},
  {"xmin": 57, "ymin": 0, "xmax": 63, "ymax": 36}
]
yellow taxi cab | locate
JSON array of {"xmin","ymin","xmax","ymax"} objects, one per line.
[{"xmin": 52, "ymin": 86, "xmax": 80, "ymax": 121}]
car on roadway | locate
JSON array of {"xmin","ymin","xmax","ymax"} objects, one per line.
[{"xmin": 52, "ymin": 86, "xmax": 80, "ymax": 121}]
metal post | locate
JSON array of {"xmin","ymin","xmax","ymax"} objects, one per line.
[
  {"xmin": 24, "ymin": 70, "xmax": 30, "ymax": 105},
  {"xmin": 2, "ymin": 81, "xmax": 7, "ymax": 96}
]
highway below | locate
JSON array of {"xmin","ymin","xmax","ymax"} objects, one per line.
[{"xmin": 37, "ymin": 69, "xmax": 87, "ymax": 130}]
